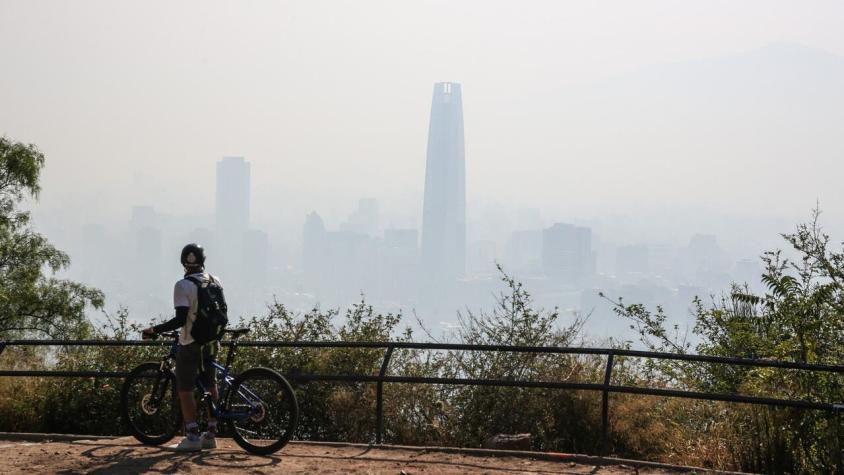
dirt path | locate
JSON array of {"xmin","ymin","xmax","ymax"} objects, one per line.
[{"xmin": 0, "ymin": 437, "xmax": 691, "ymax": 474}]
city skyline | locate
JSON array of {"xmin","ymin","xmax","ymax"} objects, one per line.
[{"xmin": 48, "ymin": 79, "xmax": 769, "ymax": 339}]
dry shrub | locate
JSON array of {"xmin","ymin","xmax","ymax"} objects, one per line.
[
  {"xmin": 611, "ymin": 395, "xmax": 740, "ymax": 469},
  {"xmin": 325, "ymin": 384, "xmax": 376, "ymax": 442}
]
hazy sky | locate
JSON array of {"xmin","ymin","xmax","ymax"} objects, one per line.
[{"xmin": 2, "ymin": 1, "xmax": 844, "ymax": 243}]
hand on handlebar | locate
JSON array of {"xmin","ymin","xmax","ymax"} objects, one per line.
[{"xmin": 142, "ymin": 328, "xmax": 157, "ymax": 340}]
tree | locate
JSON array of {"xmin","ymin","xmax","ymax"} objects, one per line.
[
  {"xmin": 0, "ymin": 136, "xmax": 103, "ymax": 338},
  {"xmin": 605, "ymin": 209, "xmax": 844, "ymax": 472}
]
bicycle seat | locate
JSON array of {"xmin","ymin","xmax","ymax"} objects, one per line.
[{"xmin": 225, "ymin": 328, "xmax": 250, "ymax": 337}]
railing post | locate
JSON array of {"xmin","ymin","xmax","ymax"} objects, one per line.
[
  {"xmin": 376, "ymin": 345, "xmax": 394, "ymax": 445},
  {"xmin": 0, "ymin": 342, "xmax": 6, "ymax": 357},
  {"xmin": 601, "ymin": 351, "xmax": 615, "ymax": 455}
]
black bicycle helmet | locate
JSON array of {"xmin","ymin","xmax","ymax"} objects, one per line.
[{"xmin": 180, "ymin": 243, "xmax": 206, "ymax": 267}]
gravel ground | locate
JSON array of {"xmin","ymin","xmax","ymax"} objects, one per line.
[{"xmin": 0, "ymin": 437, "xmax": 690, "ymax": 474}]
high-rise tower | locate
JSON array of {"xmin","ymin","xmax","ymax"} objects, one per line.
[
  {"xmin": 421, "ymin": 82, "xmax": 466, "ymax": 285},
  {"xmin": 215, "ymin": 156, "xmax": 250, "ymax": 278},
  {"xmin": 216, "ymin": 156, "xmax": 251, "ymax": 233}
]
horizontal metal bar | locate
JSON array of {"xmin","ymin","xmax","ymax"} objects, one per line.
[
  {"xmin": 285, "ymin": 373, "xmax": 606, "ymax": 391},
  {"xmin": 0, "ymin": 370, "xmax": 603, "ymax": 391},
  {"xmin": 0, "ymin": 370, "xmax": 129, "ymax": 378},
  {"xmin": 3, "ymin": 339, "xmax": 843, "ymax": 374},
  {"xmin": 607, "ymin": 385, "xmax": 836, "ymax": 411},
  {"xmin": 0, "ymin": 369, "xmax": 838, "ymax": 412},
  {"xmin": 611, "ymin": 349, "xmax": 844, "ymax": 373},
  {"xmin": 385, "ymin": 376, "xmax": 605, "ymax": 391},
  {"xmin": 1, "ymin": 340, "xmax": 170, "ymax": 347}
]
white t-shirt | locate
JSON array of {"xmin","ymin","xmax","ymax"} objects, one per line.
[{"xmin": 173, "ymin": 272, "xmax": 222, "ymax": 346}]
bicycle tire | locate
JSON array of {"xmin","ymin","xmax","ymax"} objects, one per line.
[
  {"xmin": 121, "ymin": 361, "xmax": 182, "ymax": 446},
  {"xmin": 225, "ymin": 367, "xmax": 299, "ymax": 455}
]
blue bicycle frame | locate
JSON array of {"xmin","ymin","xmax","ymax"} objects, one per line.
[{"xmin": 165, "ymin": 337, "xmax": 265, "ymax": 422}]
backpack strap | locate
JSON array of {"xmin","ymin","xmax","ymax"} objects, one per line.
[{"xmin": 185, "ymin": 276, "xmax": 203, "ymax": 288}]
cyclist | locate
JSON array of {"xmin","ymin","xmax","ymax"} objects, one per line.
[{"xmin": 142, "ymin": 243, "xmax": 222, "ymax": 452}]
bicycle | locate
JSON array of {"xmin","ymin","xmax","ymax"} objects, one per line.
[{"xmin": 120, "ymin": 328, "xmax": 299, "ymax": 455}]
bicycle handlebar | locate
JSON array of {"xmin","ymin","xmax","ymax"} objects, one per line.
[
  {"xmin": 142, "ymin": 328, "xmax": 247, "ymax": 341},
  {"xmin": 142, "ymin": 330, "xmax": 179, "ymax": 341}
]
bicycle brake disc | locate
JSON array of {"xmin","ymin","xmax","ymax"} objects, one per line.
[
  {"xmin": 250, "ymin": 402, "xmax": 267, "ymax": 423},
  {"xmin": 140, "ymin": 394, "xmax": 159, "ymax": 415}
]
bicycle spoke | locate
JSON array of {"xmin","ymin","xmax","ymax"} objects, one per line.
[
  {"xmin": 228, "ymin": 370, "xmax": 297, "ymax": 452},
  {"xmin": 122, "ymin": 364, "xmax": 179, "ymax": 443}
]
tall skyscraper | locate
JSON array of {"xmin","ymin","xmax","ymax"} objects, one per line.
[
  {"xmin": 421, "ymin": 82, "xmax": 466, "ymax": 286},
  {"xmin": 216, "ymin": 157, "xmax": 251, "ymax": 233},
  {"xmin": 215, "ymin": 156, "xmax": 251, "ymax": 278}
]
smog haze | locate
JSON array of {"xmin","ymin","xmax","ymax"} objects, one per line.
[{"xmin": 2, "ymin": 0, "xmax": 844, "ymax": 338}]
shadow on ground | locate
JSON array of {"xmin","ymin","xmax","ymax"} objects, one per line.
[
  {"xmin": 58, "ymin": 440, "xmax": 585, "ymax": 474},
  {"xmin": 56, "ymin": 441, "xmax": 281, "ymax": 474}
]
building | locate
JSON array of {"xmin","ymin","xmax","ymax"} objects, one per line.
[
  {"xmin": 340, "ymin": 198, "xmax": 380, "ymax": 236},
  {"xmin": 301, "ymin": 211, "xmax": 380, "ymax": 302},
  {"xmin": 216, "ymin": 157, "xmax": 250, "ymax": 233},
  {"xmin": 243, "ymin": 229, "xmax": 269, "ymax": 285},
  {"xmin": 506, "ymin": 229, "xmax": 543, "ymax": 273},
  {"xmin": 616, "ymin": 244, "xmax": 649, "ymax": 275},
  {"xmin": 421, "ymin": 82, "xmax": 466, "ymax": 287},
  {"xmin": 187, "ymin": 227, "xmax": 215, "ymax": 256},
  {"xmin": 215, "ymin": 156, "xmax": 251, "ymax": 278},
  {"xmin": 384, "ymin": 229, "xmax": 418, "ymax": 250},
  {"xmin": 380, "ymin": 229, "xmax": 420, "ymax": 301},
  {"xmin": 542, "ymin": 223, "xmax": 595, "ymax": 285},
  {"xmin": 130, "ymin": 206, "xmax": 162, "ymax": 281},
  {"xmin": 302, "ymin": 211, "xmax": 327, "ymax": 288}
]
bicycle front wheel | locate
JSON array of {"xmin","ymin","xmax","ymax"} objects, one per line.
[
  {"xmin": 121, "ymin": 362, "xmax": 182, "ymax": 446},
  {"xmin": 225, "ymin": 367, "xmax": 299, "ymax": 455}
]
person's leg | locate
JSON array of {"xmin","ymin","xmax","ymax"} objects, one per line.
[
  {"xmin": 174, "ymin": 344, "xmax": 202, "ymax": 451},
  {"xmin": 179, "ymin": 391, "xmax": 197, "ymax": 423}
]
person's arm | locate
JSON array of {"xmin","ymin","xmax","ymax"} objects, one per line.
[
  {"xmin": 142, "ymin": 307, "xmax": 189, "ymax": 338},
  {"xmin": 143, "ymin": 280, "xmax": 192, "ymax": 338},
  {"xmin": 152, "ymin": 306, "xmax": 190, "ymax": 333}
]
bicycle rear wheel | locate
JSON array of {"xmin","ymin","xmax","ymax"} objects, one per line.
[
  {"xmin": 121, "ymin": 362, "xmax": 181, "ymax": 445},
  {"xmin": 225, "ymin": 367, "xmax": 298, "ymax": 455}
]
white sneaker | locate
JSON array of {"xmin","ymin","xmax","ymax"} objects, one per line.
[
  {"xmin": 169, "ymin": 436, "xmax": 202, "ymax": 452},
  {"xmin": 200, "ymin": 432, "xmax": 217, "ymax": 449}
]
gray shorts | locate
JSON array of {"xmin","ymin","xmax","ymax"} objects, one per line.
[{"xmin": 175, "ymin": 342, "xmax": 218, "ymax": 392}]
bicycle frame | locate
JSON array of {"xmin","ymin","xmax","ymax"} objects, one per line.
[{"xmin": 161, "ymin": 334, "xmax": 265, "ymax": 422}]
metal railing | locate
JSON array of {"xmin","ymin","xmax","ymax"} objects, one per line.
[{"xmin": 1, "ymin": 339, "xmax": 842, "ymax": 454}]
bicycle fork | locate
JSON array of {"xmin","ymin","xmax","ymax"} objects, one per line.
[{"xmin": 144, "ymin": 366, "xmax": 171, "ymax": 414}]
